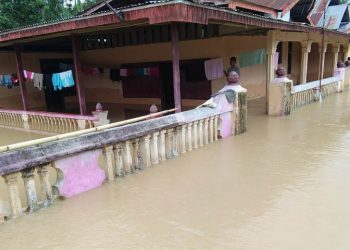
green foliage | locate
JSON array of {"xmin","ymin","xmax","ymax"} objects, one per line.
[{"xmin": 0, "ymin": 0, "xmax": 100, "ymax": 31}]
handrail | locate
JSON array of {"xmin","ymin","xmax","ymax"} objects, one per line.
[
  {"xmin": 292, "ymin": 76, "xmax": 341, "ymax": 94},
  {"xmin": 0, "ymin": 109, "xmax": 98, "ymax": 121},
  {"xmin": 0, "ymin": 108, "xmax": 177, "ymax": 153}
]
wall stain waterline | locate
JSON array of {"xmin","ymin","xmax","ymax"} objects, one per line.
[{"xmin": 0, "ymin": 92, "xmax": 350, "ymax": 249}]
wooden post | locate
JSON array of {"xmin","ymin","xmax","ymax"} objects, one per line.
[
  {"xmin": 14, "ymin": 45, "xmax": 29, "ymax": 111},
  {"xmin": 171, "ymin": 23, "xmax": 181, "ymax": 113},
  {"xmin": 71, "ymin": 34, "xmax": 87, "ymax": 115}
]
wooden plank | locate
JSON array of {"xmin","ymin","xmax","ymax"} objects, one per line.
[
  {"xmin": 71, "ymin": 34, "xmax": 87, "ymax": 115},
  {"xmin": 171, "ymin": 23, "xmax": 181, "ymax": 113}
]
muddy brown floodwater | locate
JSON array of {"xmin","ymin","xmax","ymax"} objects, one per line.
[{"xmin": 1, "ymin": 92, "xmax": 350, "ymax": 249}]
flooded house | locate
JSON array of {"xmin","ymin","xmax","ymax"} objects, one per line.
[{"xmin": 0, "ymin": 1, "xmax": 350, "ymax": 248}]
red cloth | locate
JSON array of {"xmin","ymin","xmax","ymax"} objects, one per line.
[{"xmin": 150, "ymin": 67, "xmax": 160, "ymax": 77}]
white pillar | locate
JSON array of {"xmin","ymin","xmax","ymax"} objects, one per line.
[
  {"xmin": 300, "ymin": 41, "xmax": 312, "ymax": 84},
  {"xmin": 331, "ymin": 44, "xmax": 340, "ymax": 75}
]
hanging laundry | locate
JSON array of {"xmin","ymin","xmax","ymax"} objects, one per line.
[
  {"xmin": 150, "ymin": 67, "xmax": 160, "ymax": 77},
  {"xmin": 110, "ymin": 68, "xmax": 120, "ymax": 81},
  {"xmin": 204, "ymin": 58, "xmax": 224, "ymax": 80},
  {"xmin": 0, "ymin": 75, "xmax": 4, "ymax": 86},
  {"xmin": 3, "ymin": 75, "xmax": 13, "ymax": 89},
  {"xmin": 33, "ymin": 73, "xmax": 44, "ymax": 90},
  {"xmin": 136, "ymin": 68, "xmax": 144, "ymax": 76},
  {"xmin": 23, "ymin": 70, "xmax": 34, "ymax": 80},
  {"xmin": 11, "ymin": 74, "xmax": 19, "ymax": 86},
  {"xmin": 239, "ymin": 48, "xmax": 266, "ymax": 68},
  {"xmin": 52, "ymin": 70, "xmax": 75, "ymax": 91},
  {"xmin": 120, "ymin": 68, "xmax": 127, "ymax": 77},
  {"xmin": 43, "ymin": 74, "xmax": 54, "ymax": 93},
  {"xmin": 82, "ymin": 66, "xmax": 102, "ymax": 77},
  {"xmin": 144, "ymin": 67, "xmax": 150, "ymax": 76}
]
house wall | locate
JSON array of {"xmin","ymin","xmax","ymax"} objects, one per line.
[
  {"xmin": 0, "ymin": 52, "xmax": 71, "ymax": 110},
  {"xmin": 0, "ymin": 35, "xmax": 267, "ymax": 111},
  {"xmin": 79, "ymin": 35, "xmax": 268, "ymax": 108}
]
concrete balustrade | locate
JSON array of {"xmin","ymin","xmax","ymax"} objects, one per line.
[
  {"xmin": 0, "ymin": 103, "xmax": 109, "ymax": 134},
  {"xmin": 268, "ymin": 76, "xmax": 343, "ymax": 116},
  {"xmin": 0, "ymin": 101, "xmax": 247, "ymax": 222}
]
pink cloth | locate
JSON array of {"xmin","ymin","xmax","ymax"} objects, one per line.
[
  {"xmin": 213, "ymin": 84, "xmax": 238, "ymax": 138},
  {"xmin": 205, "ymin": 58, "xmax": 224, "ymax": 80},
  {"xmin": 120, "ymin": 68, "xmax": 127, "ymax": 76},
  {"xmin": 23, "ymin": 70, "xmax": 34, "ymax": 80}
]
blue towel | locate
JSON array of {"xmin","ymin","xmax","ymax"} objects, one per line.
[{"xmin": 52, "ymin": 70, "xmax": 75, "ymax": 91}]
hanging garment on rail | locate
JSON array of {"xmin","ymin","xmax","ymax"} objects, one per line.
[
  {"xmin": 3, "ymin": 75, "xmax": 13, "ymax": 89},
  {"xmin": 11, "ymin": 74, "xmax": 19, "ymax": 86},
  {"xmin": 204, "ymin": 58, "xmax": 224, "ymax": 80},
  {"xmin": 43, "ymin": 74, "xmax": 54, "ymax": 93},
  {"xmin": 52, "ymin": 70, "xmax": 75, "ymax": 91},
  {"xmin": 33, "ymin": 73, "xmax": 44, "ymax": 90},
  {"xmin": 23, "ymin": 70, "xmax": 34, "ymax": 80}
]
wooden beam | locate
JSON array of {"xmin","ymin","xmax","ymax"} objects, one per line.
[
  {"xmin": 71, "ymin": 34, "xmax": 87, "ymax": 115},
  {"xmin": 171, "ymin": 23, "xmax": 181, "ymax": 113},
  {"xmin": 14, "ymin": 45, "xmax": 29, "ymax": 111}
]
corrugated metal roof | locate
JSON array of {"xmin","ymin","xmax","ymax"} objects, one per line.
[
  {"xmin": 0, "ymin": 0, "xmax": 348, "ymax": 43},
  {"xmin": 240, "ymin": 0, "xmax": 300, "ymax": 11}
]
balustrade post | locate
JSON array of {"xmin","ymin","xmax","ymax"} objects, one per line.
[
  {"xmin": 150, "ymin": 132, "xmax": 159, "ymax": 164},
  {"xmin": 180, "ymin": 125, "xmax": 187, "ymax": 154},
  {"xmin": 204, "ymin": 118, "xmax": 209, "ymax": 145},
  {"xmin": 198, "ymin": 119, "xmax": 204, "ymax": 147},
  {"xmin": 103, "ymin": 145, "xmax": 115, "ymax": 182},
  {"xmin": 123, "ymin": 141, "xmax": 133, "ymax": 174},
  {"xmin": 114, "ymin": 144, "xmax": 123, "ymax": 176},
  {"xmin": 193, "ymin": 121, "xmax": 199, "ymax": 149},
  {"xmin": 234, "ymin": 90, "xmax": 248, "ymax": 135},
  {"xmin": 173, "ymin": 127, "xmax": 180, "ymax": 157},
  {"xmin": 3, "ymin": 173, "xmax": 22, "ymax": 218},
  {"xmin": 214, "ymin": 115, "xmax": 219, "ymax": 141},
  {"xmin": 159, "ymin": 130, "xmax": 167, "ymax": 161},
  {"xmin": 209, "ymin": 116, "xmax": 214, "ymax": 143},
  {"xmin": 37, "ymin": 164, "xmax": 53, "ymax": 206},
  {"xmin": 142, "ymin": 135, "xmax": 152, "ymax": 168},
  {"xmin": 186, "ymin": 123, "xmax": 193, "ymax": 151},
  {"xmin": 132, "ymin": 138, "xmax": 142, "ymax": 170},
  {"xmin": 21, "ymin": 168, "xmax": 39, "ymax": 213},
  {"xmin": 166, "ymin": 129, "xmax": 174, "ymax": 159}
]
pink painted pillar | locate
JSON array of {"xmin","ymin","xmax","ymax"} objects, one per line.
[
  {"xmin": 14, "ymin": 45, "xmax": 29, "ymax": 111},
  {"xmin": 71, "ymin": 34, "xmax": 87, "ymax": 115},
  {"xmin": 171, "ymin": 23, "xmax": 181, "ymax": 113}
]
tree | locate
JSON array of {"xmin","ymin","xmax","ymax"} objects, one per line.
[
  {"xmin": 0, "ymin": 0, "xmax": 46, "ymax": 31},
  {"xmin": 0, "ymin": 0, "xmax": 99, "ymax": 32}
]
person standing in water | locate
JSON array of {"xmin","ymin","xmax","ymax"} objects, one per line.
[{"xmin": 224, "ymin": 56, "xmax": 240, "ymax": 76}]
